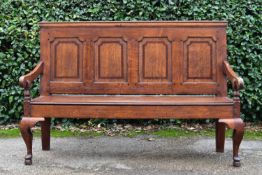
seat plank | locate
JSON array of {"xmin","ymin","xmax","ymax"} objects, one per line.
[
  {"xmin": 31, "ymin": 105, "xmax": 233, "ymax": 119},
  {"xmin": 31, "ymin": 95, "xmax": 233, "ymax": 106}
]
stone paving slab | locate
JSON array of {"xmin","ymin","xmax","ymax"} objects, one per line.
[{"xmin": 0, "ymin": 136, "xmax": 261, "ymax": 175}]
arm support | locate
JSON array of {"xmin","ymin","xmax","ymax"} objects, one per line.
[
  {"xmin": 19, "ymin": 61, "xmax": 44, "ymax": 89},
  {"xmin": 223, "ymin": 61, "xmax": 244, "ymax": 91}
]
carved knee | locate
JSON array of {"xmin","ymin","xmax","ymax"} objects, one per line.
[
  {"xmin": 218, "ymin": 118, "xmax": 244, "ymax": 167},
  {"xmin": 19, "ymin": 117, "xmax": 45, "ymax": 165}
]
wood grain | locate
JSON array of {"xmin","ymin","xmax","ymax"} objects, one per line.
[
  {"xmin": 39, "ymin": 21, "xmax": 228, "ymax": 95},
  {"xmin": 31, "ymin": 95, "xmax": 233, "ymax": 106},
  {"xmin": 223, "ymin": 61, "xmax": 244, "ymax": 90},
  {"xmin": 31, "ymin": 105, "xmax": 233, "ymax": 119}
]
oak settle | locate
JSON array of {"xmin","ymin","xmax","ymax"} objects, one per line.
[{"xmin": 19, "ymin": 21, "xmax": 244, "ymax": 167}]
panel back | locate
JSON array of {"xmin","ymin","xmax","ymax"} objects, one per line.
[{"xmin": 39, "ymin": 21, "xmax": 227, "ymax": 96}]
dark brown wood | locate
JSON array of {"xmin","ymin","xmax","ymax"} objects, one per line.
[
  {"xmin": 19, "ymin": 61, "xmax": 44, "ymax": 88},
  {"xmin": 31, "ymin": 105, "xmax": 233, "ymax": 119},
  {"xmin": 216, "ymin": 121, "xmax": 226, "ymax": 152},
  {"xmin": 18, "ymin": 21, "xmax": 245, "ymax": 166},
  {"xmin": 19, "ymin": 117, "xmax": 45, "ymax": 165},
  {"xmin": 31, "ymin": 95, "xmax": 233, "ymax": 105},
  {"xmin": 222, "ymin": 60, "xmax": 244, "ymax": 166},
  {"xmin": 223, "ymin": 61, "xmax": 244, "ymax": 91},
  {"xmin": 218, "ymin": 118, "xmax": 244, "ymax": 167},
  {"xmin": 40, "ymin": 21, "xmax": 228, "ymax": 95},
  {"xmin": 19, "ymin": 61, "xmax": 44, "ymax": 117},
  {"xmin": 41, "ymin": 118, "xmax": 51, "ymax": 150}
]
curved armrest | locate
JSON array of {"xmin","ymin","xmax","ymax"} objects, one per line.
[
  {"xmin": 223, "ymin": 61, "xmax": 244, "ymax": 91},
  {"xmin": 19, "ymin": 61, "xmax": 44, "ymax": 89}
]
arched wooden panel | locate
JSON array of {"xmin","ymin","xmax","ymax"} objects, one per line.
[
  {"xmin": 139, "ymin": 38, "xmax": 172, "ymax": 83},
  {"xmin": 94, "ymin": 38, "xmax": 127, "ymax": 83},
  {"xmin": 50, "ymin": 38, "xmax": 83, "ymax": 82},
  {"xmin": 183, "ymin": 37, "xmax": 216, "ymax": 84}
]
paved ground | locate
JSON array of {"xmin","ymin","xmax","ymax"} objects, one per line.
[{"xmin": 0, "ymin": 136, "xmax": 261, "ymax": 175}]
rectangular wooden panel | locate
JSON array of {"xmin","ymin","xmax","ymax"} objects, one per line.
[
  {"xmin": 40, "ymin": 21, "xmax": 227, "ymax": 95},
  {"xmin": 55, "ymin": 43, "xmax": 78, "ymax": 78},
  {"xmin": 188, "ymin": 42, "xmax": 212, "ymax": 78}
]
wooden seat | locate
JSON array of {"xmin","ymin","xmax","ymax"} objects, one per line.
[
  {"xmin": 31, "ymin": 95, "xmax": 233, "ymax": 106},
  {"xmin": 29, "ymin": 95, "xmax": 234, "ymax": 119},
  {"xmin": 18, "ymin": 21, "xmax": 245, "ymax": 167}
]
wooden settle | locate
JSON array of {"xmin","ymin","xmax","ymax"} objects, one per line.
[{"xmin": 19, "ymin": 21, "xmax": 244, "ymax": 166}]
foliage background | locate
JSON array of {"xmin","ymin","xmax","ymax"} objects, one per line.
[{"xmin": 0, "ymin": 0, "xmax": 261, "ymax": 124}]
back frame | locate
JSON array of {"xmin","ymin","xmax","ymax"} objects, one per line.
[{"xmin": 39, "ymin": 21, "xmax": 228, "ymax": 96}]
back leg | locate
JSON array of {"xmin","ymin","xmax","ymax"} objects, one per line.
[
  {"xmin": 41, "ymin": 118, "xmax": 51, "ymax": 151},
  {"xmin": 216, "ymin": 121, "xmax": 226, "ymax": 152}
]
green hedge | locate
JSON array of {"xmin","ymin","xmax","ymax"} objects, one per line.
[{"xmin": 0, "ymin": 0, "xmax": 261, "ymax": 123}]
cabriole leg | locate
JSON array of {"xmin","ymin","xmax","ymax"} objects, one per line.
[
  {"xmin": 218, "ymin": 118, "xmax": 244, "ymax": 167},
  {"xmin": 19, "ymin": 117, "xmax": 45, "ymax": 165}
]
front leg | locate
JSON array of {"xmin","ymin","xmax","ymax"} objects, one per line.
[
  {"xmin": 19, "ymin": 117, "xmax": 45, "ymax": 165},
  {"xmin": 218, "ymin": 118, "xmax": 244, "ymax": 167}
]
